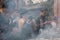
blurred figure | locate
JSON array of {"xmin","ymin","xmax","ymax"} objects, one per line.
[
  {"xmin": 40, "ymin": 9, "xmax": 49, "ymax": 29},
  {"xmin": 32, "ymin": 18, "xmax": 37, "ymax": 32},
  {"xmin": 30, "ymin": 17, "xmax": 38, "ymax": 38},
  {"xmin": 36, "ymin": 9, "xmax": 49, "ymax": 34},
  {"xmin": 19, "ymin": 16, "xmax": 33, "ymax": 40},
  {"xmin": 18, "ymin": 16, "xmax": 26, "ymax": 29},
  {"xmin": 0, "ymin": 0, "xmax": 4, "ymax": 13},
  {"xmin": 12, "ymin": 16, "xmax": 26, "ymax": 34},
  {"xmin": 0, "ymin": 0, "xmax": 6, "ymax": 13}
]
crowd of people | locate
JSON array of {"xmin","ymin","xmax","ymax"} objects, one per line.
[
  {"xmin": 0, "ymin": 7, "xmax": 57, "ymax": 40},
  {"xmin": 13, "ymin": 9, "xmax": 56, "ymax": 40}
]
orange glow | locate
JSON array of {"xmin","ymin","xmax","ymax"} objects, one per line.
[
  {"xmin": 18, "ymin": 18, "xmax": 25, "ymax": 28},
  {"xmin": 54, "ymin": 0, "xmax": 57, "ymax": 17},
  {"xmin": 0, "ymin": 8, "xmax": 3, "ymax": 13}
]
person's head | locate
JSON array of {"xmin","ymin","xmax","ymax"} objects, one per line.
[{"xmin": 40, "ymin": 9, "xmax": 48, "ymax": 16}]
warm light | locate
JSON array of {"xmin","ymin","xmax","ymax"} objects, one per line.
[
  {"xmin": 0, "ymin": 8, "xmax": 3, "ymax": 13},
  {"xmin": 18, "ymin": 18, "xmax": 25, "ymax": 28}
]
